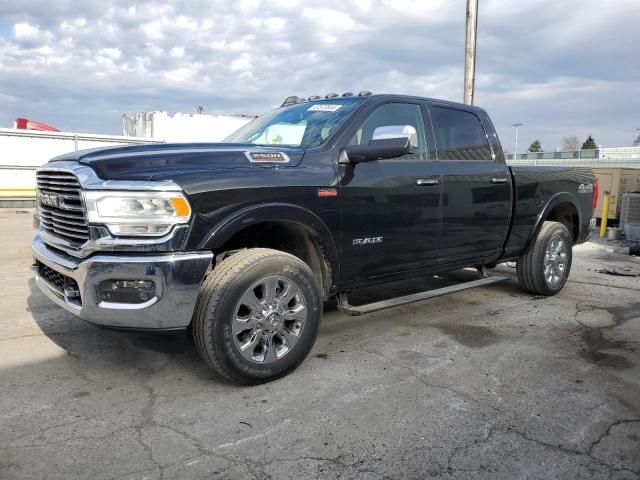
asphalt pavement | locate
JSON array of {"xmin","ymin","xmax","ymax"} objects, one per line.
[{"xmin": 1, "ymin": 209, "xmax": 639, "ymax": 480}]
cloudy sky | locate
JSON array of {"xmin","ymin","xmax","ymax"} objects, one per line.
[{"xmin": 0, "ymin": 0, "xmax": 638, "ymax": 151}]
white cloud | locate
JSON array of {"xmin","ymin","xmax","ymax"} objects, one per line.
[
  {"xmin": 13, "ymin": 22, "xmax": 39, "ymax": 39},
  {"xmin": 230, "ymin": 54, "xmax": 252, "ymax": 72},
  {"xmin": 175, "ymin": 14, "xmax": 197, "ymax": 29},
  {"xmin": 264, "ymin": 16, "xmax": 286, "ymax": 32},
  {"xmin": 12, "ymin": 22, "xmax": 52, "ymax": 44},
  {"xmin": 0, "ymin": 0, "xmax": 637, "ymax": 148},
  {"xmin": 169, "ymin": 46, "xmax": 185, "ymax": 58},
  {"xmin": 60, "ymin": 17, "xmax": 87, "ymax": 30},
  {"xmin": 98, "ymin": 47, "xmax": 122, "ymax": 60},
  {"xmin": 271, "ymin": 0, "xmax": 300, "ymax": 7},
  {"xmin": 141, "ymin": 20, "xmax": 164, "ymax": 39},
  {"xmin": 302, "ymin": 7, "xmax": 357, "ymax": 30}
]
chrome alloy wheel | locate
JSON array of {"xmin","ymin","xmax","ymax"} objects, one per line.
[
  {"xmin": 544, "ymin": 235, "xmax": 568, "ymax": 288},
  {"xmin": 232, "ymin": 275, "xmax": 307, "ymax": 364}
]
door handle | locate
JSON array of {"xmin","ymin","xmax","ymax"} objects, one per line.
[
  {"xmin": 416, "ymin": 178, "xmax": 439, "ymax": 186},
  {"xmin": 490, "ymin": 177, "xmax": 508, "ymax": 184}
]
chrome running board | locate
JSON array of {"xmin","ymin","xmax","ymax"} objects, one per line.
[{"xmin": 336, "ymin": 275, "xmax": 508, "ymax": 316}]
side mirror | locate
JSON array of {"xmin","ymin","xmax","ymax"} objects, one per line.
[
  {"xmin": 341, "ymin": 136, "xmax": 412, "ymax": 164},
  {"xmin": 371, "ymin": 125, "xmax": 418, "ymax": 149}
]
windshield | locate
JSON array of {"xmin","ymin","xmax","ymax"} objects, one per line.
[{"xmin": 225, "ymin": 98, "xmax": 364, "ymax": 148}]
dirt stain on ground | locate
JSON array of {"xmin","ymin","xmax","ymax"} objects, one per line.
[
  {"xmin": 604, "ymin": 303, "xmax": 640, "ymax": 324},
  {"xmin": 575, "ymin": 302, "xmax": 639, "ymax": 370},
  {"xmin": 432, "ymin": 323, "xmax": 499, "ymax": 348},
  {"xmin": 578, "ymin": 330, "xmax": 634, "ymax": 370},
  {"xmin": 396, "ymin": 349, "xmax": 427, "ymax": 362}
]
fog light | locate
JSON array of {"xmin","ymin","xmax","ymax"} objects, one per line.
[{"xmin": 98, "ymin": 279, "xmax": 156, "ymax": 304}]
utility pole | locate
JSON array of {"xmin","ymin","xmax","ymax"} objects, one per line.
[
  {"xmin": 463, "ymin": 0, "xmax": 479, "ymax": 105},
  {"xmin": 512, "ymin": 123, "xmax": 523, "ymax": 159}
]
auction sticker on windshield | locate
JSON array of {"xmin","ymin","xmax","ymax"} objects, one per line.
[{"xmin": 308, "ymin": 104, "xmax": 342, "ymax": 112}]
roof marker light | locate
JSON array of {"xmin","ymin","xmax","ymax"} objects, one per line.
[
  {"xmin": 342, "ymin": 92, "xmax": 354, "ymax": 97},
  {"xmin": 325, "ymin": 93, "xmax": 338, "ymax": 98},
  {"xmin": 281, "ymin": 96, "xmax": 300, "ymax": 107},
  {"xmin": 358, "ymin": 91, "xmax": 372, "ymax": 96}
]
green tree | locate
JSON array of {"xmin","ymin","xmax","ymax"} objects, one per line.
[
  {"xmin": 528, "ymin": 140, "xmax": 542, "ymax": 152},
  {"xmin": 581, "ymin": 135, "xmax": 597, "ymax": 150},
  {"xmin": 633, "ymin": 134, "xmax": 640, "ymax": 147}
]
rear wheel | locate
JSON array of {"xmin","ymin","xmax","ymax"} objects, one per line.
[
  {"xmin": 516, "ymin": 221, "xmax": 572, "ymax": 296},
  {"xmin": 192, "ymin": 248, "xmax": 322, "ymax": 385}
]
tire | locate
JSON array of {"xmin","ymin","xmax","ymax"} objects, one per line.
[
  {"xmin": 192, "ymin": 248, "xmax": 322, "ymax": 385},
  {"xmin": 516, "ymin": 221, "xmax": 572, "ymax": 296}
]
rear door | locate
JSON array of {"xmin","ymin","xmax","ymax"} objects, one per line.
[
  {"xmin": 338, "ymin": 101, "xmax": 442, "ymax": 280},
  {"xmin": 429, "ymin": 104, "xmax": 512, "ymax": 264}
]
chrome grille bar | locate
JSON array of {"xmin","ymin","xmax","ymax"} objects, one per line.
[{"xmin": 36, "ymin": 170, "xmax": 89, "ymax": 246}]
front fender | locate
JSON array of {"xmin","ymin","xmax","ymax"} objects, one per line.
[
  {"xmin": 198, "ymin": 202, "xmax": 340, "ymax": 276},
  {"xmin": 524, "ymin": 192, "xmax": 582, "ymax": 253}
]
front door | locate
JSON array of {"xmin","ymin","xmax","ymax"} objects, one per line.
[
  {"xmin": 429, "ymin": 104, "xmax": 512, "ymax": 264},
  {"xmin": 338, "ymin": 102, "xmax": 442, "ymax": 280}
]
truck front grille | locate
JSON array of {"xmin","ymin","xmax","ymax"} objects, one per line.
[{"xmin": 36, "ymin": 170, "xmax": 89, "ymax": 246}]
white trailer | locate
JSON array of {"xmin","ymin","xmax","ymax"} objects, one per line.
[
  {"xmin": 1, "ymin": 112, "xmax": 257, "ymax": 206},
  {"xmin": 0, "ymin": 129, "xmax": 162, "ymax": 207}
]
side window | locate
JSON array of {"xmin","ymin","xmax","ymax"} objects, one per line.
[
  {"xmin": 432, "ymin": 106, "xmax": 493, "ymax": 161},
  {"xmin": 350, "ymin": 103, "xmax": 427, "ymax": 157}
]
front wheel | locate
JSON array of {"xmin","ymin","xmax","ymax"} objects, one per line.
[
  {"xmin": 516, "ymin": 221, "xmax": 573, "ymax": 296},
  {"xmin": 192, "ymin": 248, "xmax": 322, "ymax": 385}
]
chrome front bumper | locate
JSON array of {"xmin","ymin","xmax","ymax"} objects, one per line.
[{"xmin": 32, "ymin": 235, "xmax": 213, "ymax": 330}]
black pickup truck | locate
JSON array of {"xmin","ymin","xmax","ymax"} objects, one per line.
[{"xmin": 32, "ymin": 93, "xmax": 596, "ymax": 384}]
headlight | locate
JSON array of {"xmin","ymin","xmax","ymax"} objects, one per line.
[{"xmin": 82, "ymin": 191, "xmax": 192, "ymax": 236}]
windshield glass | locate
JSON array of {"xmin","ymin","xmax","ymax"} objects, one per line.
[{"xmin": 225, "ymin": 98, "xmax": 364, "ymax": 148}]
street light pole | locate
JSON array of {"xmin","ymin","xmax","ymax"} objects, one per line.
[
  {"xmin": 512, "ymin": 123, "xmax": 523, "ymax": 159},
  {"xmin": 463, "ymin": 0, "xmax": 478, "ymax": 105}
]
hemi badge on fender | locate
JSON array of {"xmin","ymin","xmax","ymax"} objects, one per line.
[
  {"xmin": 245, "ymin": 151, "xmax": 290, "ymax": 164},
  {"xmin": 317, "ymin": 188, "xmax": 337, "ymax": 197}
]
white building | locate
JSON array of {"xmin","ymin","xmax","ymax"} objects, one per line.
[{"xmin": 121, "ymin": 111, "xmax": 254, "ymax": 142}]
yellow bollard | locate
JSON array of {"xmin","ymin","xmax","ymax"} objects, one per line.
[{"xmin": 600, "ymin": 191, "xmax": 610, "ymax": 238}]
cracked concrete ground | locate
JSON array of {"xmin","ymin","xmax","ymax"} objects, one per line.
[{"xmin": 1, "ymin": 208, "xmax": 639, "ymax": 480}]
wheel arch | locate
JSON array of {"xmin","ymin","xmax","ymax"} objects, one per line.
[
  {"xmin": 524, "ymin": 193, "xmax": 581, "ymax": 253},
  {"xmin": 199, "ymin": 203, "xmax": 339, "ymax": 297}
]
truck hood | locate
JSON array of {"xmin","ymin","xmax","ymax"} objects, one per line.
[{"xmin": 48, "ymin": 142, "xmax": 305, "ymax": 181}]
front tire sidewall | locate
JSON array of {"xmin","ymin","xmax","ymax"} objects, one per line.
[{"xmin": 213, "ymin": 257, "xmax": 321, "ymax": 383}]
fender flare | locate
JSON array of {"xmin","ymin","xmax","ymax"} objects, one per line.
[
  {"xmin": 198, "ymin": 202, "xmax": 340, "ymax": 277},
  {"xmin": 524, "ymin": 192, "xmax": 582, "ymax": 253}
]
